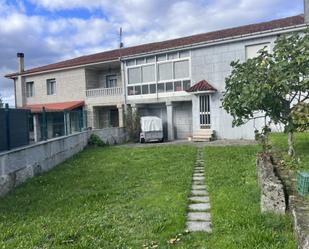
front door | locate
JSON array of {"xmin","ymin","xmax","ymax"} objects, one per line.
[{"xmin": 199, "ymin": 95, "xmax": 211, "ymax": 129}]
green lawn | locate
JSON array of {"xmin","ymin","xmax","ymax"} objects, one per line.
[
  {"xmin": 0, "ymin": 144, "xmax": 296, "ymax": 248},
  {"xmin": 270, "ymin": 132, "xmax": 309, "ymax": 171}
]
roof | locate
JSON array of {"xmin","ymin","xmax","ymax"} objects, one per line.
[
  {"xmin": 186, "ymin": 80, "xmax": 217, "ymax": 93},
  {"xmin": 5, "ymin": 15, "xmax": 305, "ymax": 78},
  {"xmin": 24, "ymin": 101, "xmax": 84, "ymax": 113}
]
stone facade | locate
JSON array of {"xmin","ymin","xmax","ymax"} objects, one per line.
[{"xmin": 256, "ymin": 154, "xmax": 286, "ymax": 214}]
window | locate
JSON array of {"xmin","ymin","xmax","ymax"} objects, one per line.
[
  {"xmin": 183, "ymin": 80, "xmax": 191, "ymax": 91},
  {"xmin": 179, "ymin": 51, "xmax": 190, "ymax": 58},
  {"xmin": 158, "ymin": 62, "xmax": 173, "ymax": 81},
  {"xmin": 166, "ymin": 82, "xmax": 173, "ymax": 92},
  {"xmin": 126, "ymin": 59, "xmax": 135, "ymax": 66},
  {"xmin": 26, "ymin": 81, "xmax": 34, "ymax": 97},
  {"xmin": 47, "ymin": 79, "xmax": 56, "ymax": 95},
  {"xmin": 149, "ymin": 84, "xmax": 156, "ymax": 93},
  {"xmin": 146, "ymin": 56, "xmax": 155, "ymax": 63},
  {"xmin": 142, "ymin": 85, "xmax": 149, "ymax": 94},
  {"xmin": 167, "ymin": 52, "xmax": 178, "ymax": 60},
  {"xmin": 128, "ymin": 67, "xmax": 141, "ymax": 84},
  {"xmin": 106, "ymin": 75, "xmax": 117, "ymax": 88},
  {"xmin": 174, "ymin": 60, "xmax": 189, "ymax": 79},
  {"xmin": 174, "ymin": 81, "xmax": 182, "ymax": 91},
  {"xmin": 136, "ymin": 58, "xmax": 145, "ymax": 65},
  {"xmin": 142, "ymin": 65, "xmax": 155, "ymax": 83},
  {"xmin": 157, "ymin": 54, "xmax": 166, "ymax": 62},
  {"xmin": 245, "ymin": 43, "xmax": 270, "ymax": 60}
]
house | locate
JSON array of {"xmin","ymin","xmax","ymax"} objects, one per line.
[{"xmin": 5, "ymin": 3, "xmax": 309, "ymax": 142}]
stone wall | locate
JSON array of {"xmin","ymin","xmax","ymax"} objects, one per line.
[
  {"xmin": 256, "ymin": 154, "xmax": 286, "ymax": 214},
  {"xmin": 92, "ymin": 127, "xmax": 128, "ymax": 144},
  {"xmin": 0, "ymin": 131, "xmax": 89, "ymax": 197}
]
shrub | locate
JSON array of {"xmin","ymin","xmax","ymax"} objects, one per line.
[{"xmin": 88, "ymin": 134, "xmax": 106, "ymax": 147}]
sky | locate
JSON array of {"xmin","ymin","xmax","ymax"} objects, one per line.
[{"xmin": 0, "ymin": 0, "xmax": 304, "ymax": 106}]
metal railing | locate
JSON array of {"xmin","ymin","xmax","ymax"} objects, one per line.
[{"xmin": 86, "ymin": 87, "xmax": 123, "ymax": 98}]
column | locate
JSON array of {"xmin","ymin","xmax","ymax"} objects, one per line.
[
  {"xmin": 33, "ymin": 114, "xmax": 41, "ymax": 142},
  {"xmin": 166, "ymin": 101, "xmax": 174, "ymax": 141},
  {"xmin": 117, "ymin": 104, "xmax": 124, "ymax": 128}
]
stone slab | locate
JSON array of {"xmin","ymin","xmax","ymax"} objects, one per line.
[
  {"xmin": 193, "ymin": 176, "xmax": 205, "ymax": 181},
  {"xmin": 192, "ymin": 185, "xmax": 206, "ymax": 190},
  {"xmin": 193, "ymin": 173, "xmax": 204, "ymax": 177},
  {"xmin": 193, "ymin": 180, "xmax": 204, "ymax": 185},
  {"xmin": 186, "ymin": 221, "xmax": 212, "ymax": 232},
  {"xmin": 189, "ymin": 196, "xmax": 209, "ymax": 203},
  {"xmin": 188, "ymin": 212, "xmax": 211, "ymax": 221},
  {"xmin": 192, "ymin": 190, "xmax": 208, "ymax": 196},
  {"xmin": 189, "ymin": 203, "xmax": 211, "ymax": 211}
]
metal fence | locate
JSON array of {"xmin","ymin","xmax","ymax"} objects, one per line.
[{"xmin": 0, "ymin": 104, "xmax": 30, "ymax": 152}]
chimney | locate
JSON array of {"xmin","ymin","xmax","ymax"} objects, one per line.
[
  {"xmin": 17, "ymin": 52, "xmax": 24, "ymax": 73},
  {"xmin": 305, "ymin": 0, "xmax": 309, "ymax": 23}
]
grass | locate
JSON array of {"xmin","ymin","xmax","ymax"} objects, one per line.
[
  {"xmin": 0, "ymin": 144, "xmax": 296, "ymax": 248},
  {"xmin": 270, "ymin": 132, "xmax": 309, "ymax": 171}
]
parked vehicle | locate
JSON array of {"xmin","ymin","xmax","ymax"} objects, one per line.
[{"xmin": 140, "ymin": 116, "xmax": 164, "ymax": 143}]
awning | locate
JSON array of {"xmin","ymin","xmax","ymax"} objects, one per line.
[
  {"xmin": 186, "ymin": 80, "xmax": 217, "ymax": 94},
  {"xmin": 24, "ymin": 101, "xmax": 84, "ymax": 113}
]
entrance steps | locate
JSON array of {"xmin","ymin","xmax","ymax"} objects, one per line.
[{"xmin": 192, "ymin": 129, "xmax": 214, "ymax": 142}]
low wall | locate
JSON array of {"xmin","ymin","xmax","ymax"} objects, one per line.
[
  {"xmin": 256, "ymin": 154, "xmax": 286, "ymax": 214},
  {"xmin": 92, "ymin": 127, "xmax": 128, "ymax": 144},
  {"xmin": 0, "ymin": 131, "xmax": 89, "ymax": 197}
]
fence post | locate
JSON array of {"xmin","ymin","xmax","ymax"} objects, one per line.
[
  {"xmin": 42, "ymin": 107, "xmax": 47, "ymax": 140},
  {"xmin": 5, "ymin": 103, "xmax": 10, "ymax": 150}
]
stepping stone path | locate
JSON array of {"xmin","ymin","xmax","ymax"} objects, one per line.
[{"xmin": 186, "ymin": 149, "xmax": 212, "ymax": 233}]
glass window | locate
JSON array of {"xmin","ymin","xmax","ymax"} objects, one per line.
[
  {"xmin": 136, "ymin": 58, "xmax": 145, "ymax": 65},
  {"xmin": 174, "ymin": 81, "xmax": 182, "ymax": 91},
  {"xmin": 142, "ymin": 65, "xmax": 155, "ymax": 83},
  {"xmin": 128, "ymin": 67, "xmax": 141, "ymax": 84},
  {"xmin": 47, "ymin": 79, "xmax": 56, "ymax": 95},
  {"xmin": 128, "ymin": 86, "xmax": 134, "ymax": 95},
  {"xmin": 158, "ymin": 83, "xmax": 165, "ymax": 93},
  {"xmin": 179, "ymin": 51, "xmax": 190, "ymax": 58},
  {"xmin": 183, "ymin": 80, "xmax": 191, "ymax": 91},
  {"xmin": 106, "ymin": 75, "xmax": 117, "ymax": 88},
  {"xmin": 126, "ymin": 59, "xmax": 135, "ymax": 66},
  {"xmin": 245, "ymin": 43, "xmax": 270, "ymax": 60},
  {"xmin": 166, "ymin": 82, "xmax": 173, "ymax": 92},
  {"xmin": 26, "ymin": 81, "xmax": 34, "ymax": 97},
  {"xmin": 146, "ymin": 56, "xmax": 155, "ymax": 63},
  {"xmin": 174, "ymin": 60, "xmax": 189, "ymax": 79},
  {"xmin": 142, "ymin": 85, "xmax": 149, "ymax": 94},
  {"xmin": 158, "ymin": 62, "xmax": 173, "ymax": 81},
  {"xmin": 149, "ymin": 84, "xmax": 156, "ymax": 93},
  {"xmin": 167, "ymin": 52, "xmax": 178, "ymax": 60},
  {"xmin": 157, "ymin": 54, "xmax": 166, "ymax": 62},
  {"xmin": 134, "ymin": 85, "xmax": 141, "ymax": 95}
]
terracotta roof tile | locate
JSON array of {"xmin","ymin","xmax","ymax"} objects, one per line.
[
  {"xmin": 186, "ymin": 80, "xmax": 217, "ymax": 93},
  {"xmin": 24, "ymin": 101, "xmax": 84, "ymax": 113},
  {"xmin": 5, "ymin": 15, "xmax": 305, "ymax": 78}
]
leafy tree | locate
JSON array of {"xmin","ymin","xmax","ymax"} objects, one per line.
[{"xmin": 222, "ymin": 30, "xmax": 309, "ymax": 156}]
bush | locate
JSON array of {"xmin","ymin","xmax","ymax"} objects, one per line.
[
  {"xmin": 88, "ymin": 134, "xmax": 106, "ymax": 147},
  {"xmin": 125, "ymin": 107, "xmax": 141, "ymax": 142}
]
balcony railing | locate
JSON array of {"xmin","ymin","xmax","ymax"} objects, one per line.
[{"xmin": 86, "ymin": 87, "xmax": 123, "ymax": 98}]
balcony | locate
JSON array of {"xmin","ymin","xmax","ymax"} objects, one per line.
[{"xmin": 86, "ymin": 87, "xmax": 123, "ymax": 105}]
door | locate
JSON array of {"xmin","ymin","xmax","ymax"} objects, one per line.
[
  {"xmin": 173, "ymin": 102, "xmax": 192, "ymax": 139},
  {"xmin": 199, "ymin": 95, "xmax": 211, "ymax": 129}
]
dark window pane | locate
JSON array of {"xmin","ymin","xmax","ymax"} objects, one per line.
[
  {"xmin": 135, "ymin": 85, "xmax": 141, "ymax": 95},
  {"xmin": 142, "ymin": 85, "xmax": 149, "ymax": 94},
  {"xmin": 128, "ymin": 86, "xmax": 134, "ymax": 95},
  {"xmin": 158, "ymin": 83, "xmax": 165, "ymax": 93},
  {"xmin": 166, "ymin": 82, "xmax": 173, "ymax": 92},
  {"xmin": 150, "ymin": 84, "xmax": 156, "ymax": 93},
  {"xmin": 174, "ymin": 81, "xmax": 182, "ymax": 91},
  {"xmin": 183, "ymin": 80, "xmax": 191, "ymax": 91}
]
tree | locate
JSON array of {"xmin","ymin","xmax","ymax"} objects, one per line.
[
  {"xmin": 0, "ymin": 96, "xmax": 3, "ymax": 108},
  {"xmin": 222, "ymin": 29, "xmax": 309, "ymax": 156}
]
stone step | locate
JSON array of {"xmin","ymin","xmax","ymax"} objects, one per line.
[
  {"xmin": 192, "ymin": 185, "xmax": 206, "ymax": 190},
  {"xmin": 193, "ymin": 176, "xmax": 205, "ymax": 181},
  {"xmin": 193, "ymin": 180, "xmax": 204, "ymax": 185},
  {"xmin": 191, "ymin": 190, "xmax": 208, "ymax": 196},
  {"xmin": 189, "ymin": 196, "xmax": 209, "ymax": 203},
  {"xmin": 187, "ymin": 212, "xmax": 211, "ymax": 221},
  {"xmin": 193, "ymin": 173, "xmax": 204, "ymax": 177},
  {"xmin": 186, "ymin": 221, "xmax": 212, "ymax": 232},
  {"xmin": 189, "ymin": 203, "xmax": 211, "ymax": 211}
]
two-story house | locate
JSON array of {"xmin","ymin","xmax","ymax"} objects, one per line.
[{"xmin": 5, "ymin": 4, "xmax": 309, "ymax": 142}]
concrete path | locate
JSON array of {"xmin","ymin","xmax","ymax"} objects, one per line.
[{"xmin": 186, "ymin": 149, "xmax": 212, "ymax": 232}]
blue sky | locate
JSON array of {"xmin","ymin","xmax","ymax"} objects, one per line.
[{"xmin": 0, "ymin": 0, "xmax": 304, "ymax": 106}]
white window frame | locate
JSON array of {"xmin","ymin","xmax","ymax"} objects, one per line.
[
  {"xmin": 47, "ymin": 78, "xmax": 56, "ymax": 95},
  {"xmin": 26, "ymin": 81, "xmax": 34, "ymax": 98},
  {"xmin": 106, "ymin": 74, "xmax": 118, "ymax": 88}
]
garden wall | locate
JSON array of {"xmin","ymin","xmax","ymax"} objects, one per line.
[
  {"xmin": 92, "ymin": 127, "xmax": 128, "ymax": 144},
  {"xmin": 256, "ymin": 154, "xmax": 286, "ymax": 214},
  {"xmin": 0, "ymin": 131, "xmax": 89, "ymax": 197}
]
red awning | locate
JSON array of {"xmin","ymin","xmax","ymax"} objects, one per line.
[
  {"xmin": 186, "ymin": 80, "xmax": 217, "ymax": 93},
  {"xmin": 24, "ymin": 101, "xmax": 84, "ymax": 113}
]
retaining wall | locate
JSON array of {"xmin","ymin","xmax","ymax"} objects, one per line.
[
  {"xmin": 92, "ymin": 127, "xmax": 128, "ymax": 144},
  {"xmin": 256, "ymin": 154, "xmax": 286, "ymax": 214}
]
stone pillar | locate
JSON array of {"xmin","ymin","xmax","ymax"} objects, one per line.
[
  {"xmin": 166, "ymin": 101, "xmax": 174, "ymax": 141},
  {"xmin": 117, "ymin": 104, "xmax": 124, "ymax": 128},
  {"xmin": 33, "ymin": 114, "xmax": 41, "ymax": 142}
]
